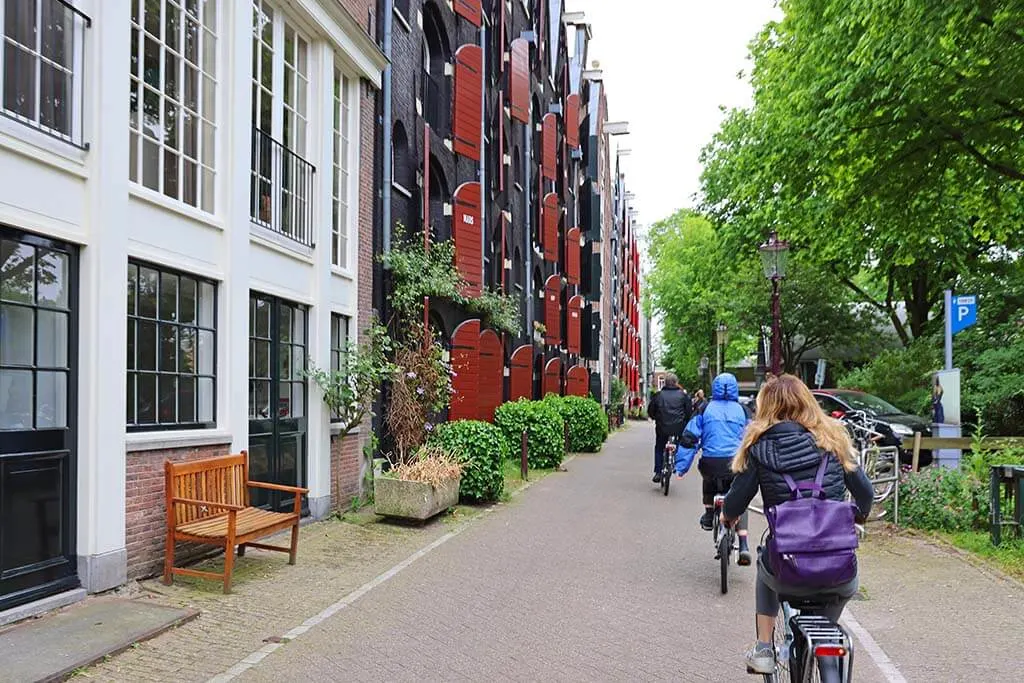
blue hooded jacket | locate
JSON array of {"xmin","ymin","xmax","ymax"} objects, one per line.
[{"xmin": 674, "ymin": 373, "xmax": 749, "ymax": 475}]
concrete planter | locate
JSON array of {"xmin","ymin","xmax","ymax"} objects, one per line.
[{"xmin": 373, "ymin": 476, "xmax": 461, "ymax": 521}]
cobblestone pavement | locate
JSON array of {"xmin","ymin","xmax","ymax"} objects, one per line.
[{"xmin": 85, "ymin": 422, "xmax": 1024, "ymax": 681}]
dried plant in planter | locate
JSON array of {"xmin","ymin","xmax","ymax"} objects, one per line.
[
  {"xmin": 390, "ymin": 445, "xmax": 462, "ymax": 486},
  {"xmin": 385, "ymin": 327, "xmax": 454, "ymax": 466}
]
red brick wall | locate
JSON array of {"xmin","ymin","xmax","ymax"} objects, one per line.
[
  {"xmin": 125, "ymin": 442, "xmax": 230, "ymax": 580},
  {"xmin": 330, "ymin": 432, "xmax": 362, "ymax": 509}
]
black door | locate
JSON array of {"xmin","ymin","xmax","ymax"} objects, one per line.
[
  {"xmin": 248, "ymin": 293, "xmax": 307, "ymax": 512},
  {"xmin": 0, "ymin": 229, "xmax": 78, "ymax": 611}
]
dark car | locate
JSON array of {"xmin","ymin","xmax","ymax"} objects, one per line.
[{"xmin": 812, "ymin": 389, "xmax": 932, "ymax": 466}]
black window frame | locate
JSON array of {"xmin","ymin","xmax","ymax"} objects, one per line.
[
  {"xmin": 329, "ymin": 312, "xmax": 351, "ymax": 424},
  {"xmin": 126, "ymin": 259, "xmax": 217, "ymax": 432}
]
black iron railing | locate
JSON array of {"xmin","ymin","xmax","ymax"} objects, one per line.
[
  {"xmin": 1, "ymin": 0, "xmax": 90, "ymax": 148},
  {"xmin": 423, "ymin": 75, "xmax": 449, "ymax": 135},
  {"xmin": 250, "ymin": 127, "xmax": 316, "ymax": 247}
]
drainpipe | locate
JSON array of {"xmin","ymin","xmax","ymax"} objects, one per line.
[
  {"xmin": 524, "ymin": 100, "xmax": 534, "ymax": 335},
  {"xmin": 381, "ymin": 0, "xmax": 394, "ymax": 257},
  {"xmin": 479, "ymin": 21, "xmax": 487, "ymax": 288}
]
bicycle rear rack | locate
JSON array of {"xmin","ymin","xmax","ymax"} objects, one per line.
[{"xmin": 790, "ymin": 614, "xmax": 854, "ymax": 682}]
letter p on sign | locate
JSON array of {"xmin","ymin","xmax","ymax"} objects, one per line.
[{"xmin": 951, "ymin": 295, "xmax": 978, "ymax": 335}]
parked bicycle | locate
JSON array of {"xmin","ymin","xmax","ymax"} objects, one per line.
[
  {"xmin": 712, "ymin": 494, "xmax": 735, "ymax": 594},
  {"xmin": 838, "ymin": 410, "xmax": 899, "ymax": 506}
]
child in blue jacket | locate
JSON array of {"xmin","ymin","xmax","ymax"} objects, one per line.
[{"xmin": 675, "ymin": 373, "xmax": 752, "ymax": 564}]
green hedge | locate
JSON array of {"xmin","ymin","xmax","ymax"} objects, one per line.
[
  {"xmin": 891, "ymin": 467, "xmax": 989, "ymax": 532},
  {"xmin": 542, "ymin": 395, "xmax": 607, "ymax": 453},
  {"xmin": 494, "ymin": 399, "xmax": 565, "ymax": 469},
  {"xmin": 429, "ymin": 420, "xmax": 507, "ymax": 503}
]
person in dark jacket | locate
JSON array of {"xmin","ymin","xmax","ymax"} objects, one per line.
[
  {"xmin": 647, "ymin": 373, "xmax": 692, "ymax": 484},
  {"xmin": 722, "ymin": 374, "xmax": 874, "ymax": 674},
  {"xmin": 691, "ymin": 389, "xmax": 707, "ymax": 415},
  {"xmin": 675, "ymin": 373, "xmax": 751, "ymax": 562}
]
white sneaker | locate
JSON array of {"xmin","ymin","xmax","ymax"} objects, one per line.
[{"xmin": 745, "ymin": 643, "xmax": 775, "ymax": 674}]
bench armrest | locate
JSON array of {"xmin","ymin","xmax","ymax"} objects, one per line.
[
  {"xmin": 170, "ymin": 497, "xmax": 245, "ymax": 512},
  {"xmin": 247, "ymin": 481, "xmax": 309, "ymax": 495}
]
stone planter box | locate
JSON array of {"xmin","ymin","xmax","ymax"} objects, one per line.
[{"xmin": 373, "ymin": 476, "xmax": 461, "ymax": 521}]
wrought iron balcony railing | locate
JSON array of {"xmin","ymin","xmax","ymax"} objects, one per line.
[{"xmin": 250, "ymin": 127, "xmax": 316, "ymax": 247}]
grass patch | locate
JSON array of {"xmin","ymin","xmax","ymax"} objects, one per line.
[
  {"xmin": 941, "ymin": 530, "xmax": 1024, "ymax": 582},
  {"xmin": 500, "ymin": 459, "xmax": 555, "ymax": 499}
]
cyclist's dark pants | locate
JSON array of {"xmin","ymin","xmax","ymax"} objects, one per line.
[
  {"xmin": 654, "ymin": 433, "xmax": 669, "ymax": 474},
  {"xmin": 699, "ymin": 457, "xmax": 748, "ymax": 531},
  {"xmin": 756, "ymin": 551, "xmax": 858, "ymax": 621}
]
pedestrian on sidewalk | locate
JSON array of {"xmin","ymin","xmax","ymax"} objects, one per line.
[
  {"xmin": 673, "ymin": 373, "xmax": 752, "ymax": 563},
  {"xmin": 692, "ymin": 389, "xmax": 707, "ymax": 415},
  {"xmin": 720, "ymin": 374, "xmax": 874, "ymax": 674},
  {"xmin": 647, "ymin": 373, "xmax": 692, "ymax": 484}
]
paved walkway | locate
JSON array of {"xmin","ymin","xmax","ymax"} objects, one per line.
[{"xmin": 86, "ymin": 421, "xmax": 1024, "ymax": 681}]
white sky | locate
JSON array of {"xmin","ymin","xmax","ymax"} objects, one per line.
[{"xmin": 567, "ymin": 0, "xmax": 783, "ymax": 227}]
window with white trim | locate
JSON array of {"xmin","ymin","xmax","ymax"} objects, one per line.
[
  {"xmin": 129, "ymin": 0, "xmax": 218, "ymax": 212},
  {"xmin": 331, "ymin": 68, "xmax": 351, "ymax": 268},
  {"xmin": 329, "ymin": 313, "xmax": 350, "ymax": 422}
]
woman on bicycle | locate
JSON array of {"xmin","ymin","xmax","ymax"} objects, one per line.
[{"xmin": 721, "ymin": 374, "xmax": 874, "ymax": 674}]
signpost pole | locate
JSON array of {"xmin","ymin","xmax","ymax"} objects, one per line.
[{"xmin": 944, "ymin": 289, "xmax": 953, "ymax": 371}]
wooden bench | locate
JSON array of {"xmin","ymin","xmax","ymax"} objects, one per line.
[{"xmin": 163, "ymin": 451, "xmax": 308, "ymax": 593}]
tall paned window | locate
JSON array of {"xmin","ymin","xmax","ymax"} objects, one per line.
[
  {"xmin": 329, "ymin": 313, "xmax": 350, "ymax": 422},
  {"xmin": 1, "ymin": 0, "xmax": 89, "ymax": 146},
  {"xmin": 127, "ymin": 261, "xmax": 216, "ymax": 430},
  {"xmin": 331, "ymin": 69, "xmax": 351, "ymax": 268},
  {"xmin": 129, "ymin": 0, "xmax": 218, "ymax": 212},
  {"xmin": 251, "ymin": 1, "xmax": 311, "ymax": 243}
]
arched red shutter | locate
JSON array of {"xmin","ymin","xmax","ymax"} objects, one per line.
[
  {"xmin": 454, "ymin": 0, "xmax": 482, "ymax": 26},
  {"xmin": 567, "ymin": 295, "xmax": 583, "ymax": 355},
  {"xmin": 453, "ymin": 45, "xmax": 483, "ymax": 161},
  {"xmin": 543, "ymin": 358, "xmax": 562, "ymax": 397},
  {"xmin": 453, "ymin": 181, "xmax": 482, "ymax": 297},
  {"xmin": 478, "ymin": 329, "xmax": 503, "ymax": 422},
  {"xmin": 544, "ymin": 274, "xmax": 561, "ymax": 346},
  {"xmin": 567, "ymin": 366, "xmax": 589, "ymax": 397},
  {"xmin": 565, "ymin": 94, "xmax": 580, "ymax": 148},
  {"xmin": 542, "ymin": 112, "xmax": 557, "ymax": 180},
  {"xmin": 509, "ymin": 344, "xmax": 532, "ymax": 401},
  {"xmin": 566, "ymin": 227, "xmax": 581, "ymax": 284},
  {"xmin": 510, "ymin": 39, "xmax": 529, "ymax": 123},
  {"xmin": 542, "ymin": 193, "xmax": 558, "ymax": 262},
  {"xmin": 449, "ymin": 319, "xmax": 481, "ymax": 421}
]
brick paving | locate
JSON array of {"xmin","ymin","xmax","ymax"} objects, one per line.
[{"xmin": 83, "ymin": 422, "xmax": 1024, "ymax": 681}]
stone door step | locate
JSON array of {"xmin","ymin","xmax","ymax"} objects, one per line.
[{"xmin": 0, "ymin": 596, "xmax": 198, "ymax": 682}]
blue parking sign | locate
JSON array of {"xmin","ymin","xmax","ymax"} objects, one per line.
[{"xmin": 951, "ymin": 295, "xmax": 977, "ymax": 335}]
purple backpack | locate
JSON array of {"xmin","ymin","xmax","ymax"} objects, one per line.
[{"xmin": 764, "ymin": 455, "xmax": 859, "ymax": 588}]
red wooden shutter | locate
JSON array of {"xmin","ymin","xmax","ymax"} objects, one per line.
[
  {"xmin": 544, "ymin": 274, "xmax": 561, "ymax": 346},
  {"xmin": 509, "ymin": 344, "xmax": 532, "ymax": 401},
  {"xmin": 567, "ymin": 366, "xmax": 589, "ymax": 397},
  {"xmin": 542, "ymin": 112, "xmax": 557, "ymax": 180},
  {"xmin": 453, "ymin": 45, "xmax": 483, "ymax": 161},
  {"xmin": 453, "ymin": 181, "xmax": 482, "ymax": 297},
  {"xmin": 478, "ymin": 329, "xmax": 503, "ymax": 422},
  {"xmin": 567, "ymin": 295, "xmax": 583, "ymax": 355},
  {"xmin": 566, "ymin": 227, "xmax": 580, "ymax": 284},
  {"xmin": 454, "ymin": 0, "xmax": 482, "ymax": 26},
  {"xmin": 498, "ymin": 94, "xmax": 505, "ymax": 191},
  {"xmin": 510, "ymin": 39, "xmax": 529, "ymax": 123},
  {"xmin": 543, "ymin": 358, "xmax": 562, "ymax": 397},
  {"xmin": 542, "ymin": 193, "xmax": 558, "ymax": 262},
  {"xmin": 565, "ymin": 94, "xmax": 580, "ymax": 148},
  {"xmin": 449, "ymin": 320, "xmax": 481, "ymax": 421}
]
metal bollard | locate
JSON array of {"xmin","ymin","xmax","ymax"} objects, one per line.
[{"xmin": 520, "ymin": 430, "xmax": 528, "ymax": 481}]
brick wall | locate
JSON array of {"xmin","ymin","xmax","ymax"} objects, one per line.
[
  {"xmin": 125, "ymin": 442, "xmax": 231, "ymax": 580},
  {"xmin": 330, "ymin": 431, "xmax": 362, "ymax": 509}
]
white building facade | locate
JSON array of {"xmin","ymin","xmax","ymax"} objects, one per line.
[{"xmin": 0, "ymin": 0, "xmax": 385, "ymax": 615}]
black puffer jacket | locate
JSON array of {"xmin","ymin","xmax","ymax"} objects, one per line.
[
  {"xmin": 647, "ymin": 386, "xmax": 692, "ymax": 438},
  {"xmin": 724, "ymin": 421, "xmax": 873, "ymax": 520}
]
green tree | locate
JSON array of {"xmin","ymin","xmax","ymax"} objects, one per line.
[{"xmin": 699, "ymin": 0, "xmax": 1024, "ymax": 345}]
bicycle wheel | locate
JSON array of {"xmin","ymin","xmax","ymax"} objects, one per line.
[
  {"xmin": 662, "ymin": 469, "xmax": 671, "ymax": 496},
  {"xmin": 719, "ymin": 532, "xmax": 731, "ymax": 594},
  {"xmin": 774, "ymin": 605, "xmax": 792, "ymax": 682}
]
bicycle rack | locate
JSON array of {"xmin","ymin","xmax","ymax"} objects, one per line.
[{"xmin": 791, "ymin": 614, "xmax": 854, "ymax": 682}]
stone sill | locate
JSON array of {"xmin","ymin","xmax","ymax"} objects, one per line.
[{"xmin": 126, "ymin": 430, "xmax": 233, "ymax": 453}]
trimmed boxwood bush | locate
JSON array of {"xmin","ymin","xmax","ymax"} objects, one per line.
[
  {"xmin": 543, "ymin": 395, "xmax": 607, "ymax": 453},
  {"xmin": 494, "ymin": 399, "xmax": 565, "ymax": 469},
  {"xmin": 429, "ymin": 420, "xmax": 507, "ymax": 503}
]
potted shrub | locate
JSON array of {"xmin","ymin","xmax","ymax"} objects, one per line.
[{"xmin": 373, "ymin": 445, "xmax": 462, "ymax": 521}]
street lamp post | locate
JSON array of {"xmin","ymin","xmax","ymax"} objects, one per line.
[
  {"xmin": 716, "ymin": 322, "xmax": 728, "ymax": 377},
  {"xmin": 758, "ymin": 230, "xmax": 791, "ymax": 376},
  {"xmin": 699, "ymin": 355, "xmax": 709, "ymax": 392}
]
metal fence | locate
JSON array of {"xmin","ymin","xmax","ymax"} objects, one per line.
[{"xmin": 250, "ymin": 127, "xmax": 316, "ymax": 247}]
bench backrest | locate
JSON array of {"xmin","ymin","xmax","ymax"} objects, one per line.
[{"xmin": 165, "ymin": 452, "xmax": 249, "ymax": 526}]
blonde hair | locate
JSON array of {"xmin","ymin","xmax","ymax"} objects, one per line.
[{"xmin": 732, "ymin": 374, "xmax": 857, "ymax": 473}]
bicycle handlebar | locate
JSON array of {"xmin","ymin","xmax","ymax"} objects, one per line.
[{"xmin": 748, "ymin": 505, "xmax": 866, "ymax": 536}]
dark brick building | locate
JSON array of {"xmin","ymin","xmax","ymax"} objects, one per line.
[{"xmin": 375, "ymin": 0, "xmax": 642, "ymax": 418}]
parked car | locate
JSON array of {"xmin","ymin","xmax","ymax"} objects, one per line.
[{"xmin": 812, "ymin": 389, "xmax": 932, "ymax": 466}]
